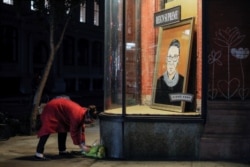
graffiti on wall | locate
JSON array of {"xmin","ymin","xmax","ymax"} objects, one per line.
[{"xmin": 208, "ymin": 27, "xmax": 249, "ymax": 100}]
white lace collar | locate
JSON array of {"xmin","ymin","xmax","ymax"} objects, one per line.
[{"xmin": 163, "ymin": 71, "xmax": 179, "ymax": 87}]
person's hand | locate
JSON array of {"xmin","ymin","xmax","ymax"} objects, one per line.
[{"xmin": 79, "ymin": 143, "xmax": 91, "ymax": 153}]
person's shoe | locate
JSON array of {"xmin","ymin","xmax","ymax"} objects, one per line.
[
  {"xmin": 33, "ymin": 155, "xmax": 50, "ymax": 161},
  {"xmin": 59, "ymin": 151, "xmax": 72, "ymax": 157}
]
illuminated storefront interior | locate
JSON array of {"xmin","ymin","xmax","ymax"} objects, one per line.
[{"xmin": 103, "ymin": 0, "xmax": 202, "ymax": 116}]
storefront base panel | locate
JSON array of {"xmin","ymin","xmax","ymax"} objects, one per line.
[{"xmin": 99, "ymin": 113, "xmax": 203, "ymax": 160}]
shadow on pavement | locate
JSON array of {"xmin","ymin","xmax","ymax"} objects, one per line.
[{"xmin": 13, "ymin": 153, "xmax": 86, "ymax": 161}]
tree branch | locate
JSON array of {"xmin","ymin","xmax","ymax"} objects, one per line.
[{"xmin": 55, "ymin": 16, "xmax": 71, "ymax": 51}]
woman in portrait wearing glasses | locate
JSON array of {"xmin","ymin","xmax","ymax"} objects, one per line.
[{"xmin": 154, "ymin": 39, "xmax": 184, "ymax": 106}]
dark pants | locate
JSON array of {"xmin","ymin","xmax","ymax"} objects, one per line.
[{"xmin": 36, "ymin": 132, "xmax": 67, "ymax": 154}]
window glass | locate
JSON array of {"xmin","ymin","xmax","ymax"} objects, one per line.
[
  {"xmin": 94, "ymin": 1, "xmax": 99, "ymax": 26},
  {"xmin": 3, "ymin": 0, "xmax": 13, "ymax": 5},
  {"xmin": 31, "ymin": 0, "xmax": 49, "ymax": 11},
  {"xmin": 104, "ymin": 0, "xmax": 202, "ymax": 116},
  {"xmin": 92, "ymin": 41, "xmax": 103, "ymax": 66},
  {"xmin": 63, "ymin": 36, "xmax": 75, "ymax": 65},
  {"xmin": 77, "ymin": 38, "xmax": 89, "ymax": 66},
  {"xmin": 0, "ymin": 26, "xmax": 17, "ymax": 63},
  {"xmin": 33, "ymin": 40, "xmax": 48, "ymax": 64},
  {"xmin": 80, "ymin": 2, "xmax": 86, "ymax": 23}
]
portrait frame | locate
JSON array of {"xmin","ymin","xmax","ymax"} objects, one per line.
[{"xmin": 151, "ymin": 17, "xmax": 195, "ymax": 112}]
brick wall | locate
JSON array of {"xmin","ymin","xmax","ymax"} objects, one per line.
[{"xmin": 141, "ymin": 0, "xmax": 160, "ymax": 104}]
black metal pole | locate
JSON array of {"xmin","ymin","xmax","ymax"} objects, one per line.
[
  {"xmin": 122, "ymin": 2, "xmax": 126, "ymax": 116},
  {"xmin": 121, "ymin": 0, "xmax": 126, "ymax": 159}
]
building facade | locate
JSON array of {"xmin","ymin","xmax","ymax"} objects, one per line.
[
  {"xmin": 0, "ymin": 0, "xmax": 104, "ymax": 113},
  {"xmin": 100, "ymin": 0, "xmax": 250, "ymax": 161}
]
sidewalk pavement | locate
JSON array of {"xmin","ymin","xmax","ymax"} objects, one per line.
[{"xmin": 0, "ymin": 120, "xmax": 249, "ymax": 167}]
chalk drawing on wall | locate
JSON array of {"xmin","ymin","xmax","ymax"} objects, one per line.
[
  {"xmin": 208, "ymin": 27, "xmax": 249, "ymax": 100},
  {"xmin": 208, "ymin": 50, "xmax": 222, "ymax": 100},
  {"xmin": 231, "ymin": 48, "xmax": 249, "ymax": 100}
]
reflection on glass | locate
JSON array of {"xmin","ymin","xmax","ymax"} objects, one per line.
[
  {"xmin": 104, "ymin": 0, "xmax": 123, "ymax": 110},
  {"xmin": 104, "ymin": 0, "xmax": 141, "ymax": 111}
]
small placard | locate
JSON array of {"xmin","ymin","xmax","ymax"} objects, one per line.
[
  {"xmin": 169, "ymin": 93, "xmax": 194, "ymax": 103},
  {"xmin": 154, "ymin": 6, "xmax": 181, "ymax": 27}
]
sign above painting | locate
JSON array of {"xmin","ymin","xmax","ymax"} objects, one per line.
[{"xmin": 154, "ymin": 6, "xmax": 181, "ymax": 27}]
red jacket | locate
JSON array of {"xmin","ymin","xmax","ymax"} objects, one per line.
[{"xmin": 37, "ymin": 98, "xmax": 87, "ymax": 145}]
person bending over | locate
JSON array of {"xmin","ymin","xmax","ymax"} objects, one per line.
[{"xmin": 34, "ymin": 96, "xmax": 98, "ymax": 160}]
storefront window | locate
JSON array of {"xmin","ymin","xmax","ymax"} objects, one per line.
[{"xmin": 104, "ymin": 0, "xmax": 202, "ymax": 117}]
